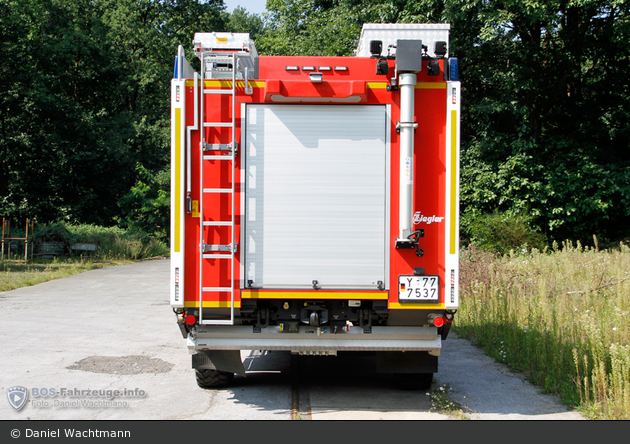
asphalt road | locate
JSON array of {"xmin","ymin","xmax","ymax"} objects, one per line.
[{"xmin": 0, "ymin": 259, "xmax": 584, "ymax": 421}]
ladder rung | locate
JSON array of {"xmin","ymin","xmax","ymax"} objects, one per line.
[
  {"xmin": 204, "ymin": 66, "xmax": 234, "ymax": 71},
  {"xmin": 202, "ymin": 287, "xmax": 233, "ymax": 292},
  {"xmin": 204, "ymin": 89, "xmax": 233, "ymax": 95},
  {"xmin": 204, "ymin": 56, "xmax": 235, "ymax": 62},
  {"xmin": 205, "ymin": 62, "xmax": 234, "ymax": 68},
  {"xmin": 203, "ymin": 221, "xmax": 233, "ymax": 226},
  {"xmin": 203, "ymin": 122, "xmax": 233, "ymax": 128},
  {"xmin": 203, "ymin": 188, "xmax": 233, "ymax": 193},
  {"xmin": 202, "ymin": 254, "xmax": 233, "ymax": 259},
  {"xmin": 200, "ymin": 319, "xmax": 235, "ymax": 325},
  {"xmin": 203, "ymin": 155, "xmax": 234, "ymax": 160}
]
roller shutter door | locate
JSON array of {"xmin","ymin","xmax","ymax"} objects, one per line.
[{"xmin": 244, "ymin": 104, "xmax": 388, "ymax": 290}]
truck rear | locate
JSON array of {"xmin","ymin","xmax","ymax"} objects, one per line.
[{"xmin": 170, "ymin": 23, "xmax": 461, "ymax": 389}]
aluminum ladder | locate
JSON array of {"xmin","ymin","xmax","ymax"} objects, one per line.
[{"xmin": 198, "ymin": 52, "xmax": 242, "ymax": 325}]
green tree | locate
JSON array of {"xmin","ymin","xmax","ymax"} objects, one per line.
[
  {"xmin": 452, "ymin": 0, "xmax": 630, "ymax": 242},
  {"xmin": 1, "ymin": 0, "xmax": 136, "ymax": 224},
  {"xmin": 0, "ymin": 0, "xmax": 227, "ymax": 230},
  {"xmin": 3, "ymin": 0, "xmax": 629, "ymax": 246},
  {"xmin": 117, "ymin": 164, "xmax": 170, "ymax": 241},
  {"xmin": 225, "ymin": 5, "xmax": 264, "ymax": 39}
]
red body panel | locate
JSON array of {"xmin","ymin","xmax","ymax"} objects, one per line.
[{"xmin": 181, "ymin": 56, "xmax": 449, "ymax": 309}]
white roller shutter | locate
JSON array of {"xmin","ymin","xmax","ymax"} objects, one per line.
[{"xmin": 244, "ymin": 104, "xmax": 388, "ymax": 290}]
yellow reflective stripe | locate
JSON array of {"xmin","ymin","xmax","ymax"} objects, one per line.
[
  {"xmin": 366, "ymin": 82, "xmax": 388, "ymax": 89},
  {"xmin": 450, "ymin": 109, "xmax": 458, "ymax": 255},
  {"xmin": 242, "ymin": 290, "xmax": 388, "ymax": 300},
  {"xmin": 174, "ymin": 108, "xmax": 181, "ymax": 253},
  {"xmin": 416, "ymin": 83, "xmax": 446, "ymax": 89},
  {"xmin": 389, "ymin": 302, "xmax": 445, "ymax": 310},
  {"xmin": 187, "ymin": 80, "xmax": 446, "ymax": 89},
  {"xmin": 185, "ymin": 300, "xmax": 242, "ymax": 308},
  {"xmin": 365, "ymin": 82, "xmax": 446, "ymax": 90},
  {"xmin": 185, "ymin": 80, "xmax": 266, "ymax": 88},
  {"xmin": 188, "ymin": 80, "xmax": 446, "ymax": 89}
]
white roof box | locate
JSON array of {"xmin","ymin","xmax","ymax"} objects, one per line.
[
  {"xmin": 193, "ymin": 32, "xmax": 258, "ymax": 55},
  {"xmin": 356, "ymin": 23, "xmax": 450, "ymax": 58}
]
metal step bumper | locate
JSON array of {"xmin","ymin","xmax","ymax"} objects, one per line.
[{"xmin": 188, "ymin": 325, "xmax": 441, "ymax": 356}]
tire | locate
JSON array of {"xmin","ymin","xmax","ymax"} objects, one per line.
[
  {"xmin": 395, "ymin": 372, "xmax": 434, "ymax": 390},
  {"xmin": 195, "ymin": 369, "xmax": 235, "ymax": 388}
]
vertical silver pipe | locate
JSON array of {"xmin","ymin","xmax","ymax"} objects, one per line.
[
  {"xmin": 186, "ymin": 71, "xmax": 198, "ymax": 213},
  {"xmin": 177, "ymin": 45, "xmax": 184, "ymax": 80},
  {"xmin": 399, "ymin": 73, "xmax": 417, "ymax": 239}
]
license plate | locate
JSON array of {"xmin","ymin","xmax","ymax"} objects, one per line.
[{"xmin": 399, "ymin": 275, "xmax": 440, "ymax": 302}]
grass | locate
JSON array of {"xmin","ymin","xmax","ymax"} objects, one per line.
[
  {"xmin": 0, "ymin": 257, "xmax": 133, "ymax": 292},
  {"xmin": 0, "ymin": 222, "xmax": 169, "ymax": 292},
  {"xmin": 455, "ymin": 240, "xmax": 630, "ymax": 420}
]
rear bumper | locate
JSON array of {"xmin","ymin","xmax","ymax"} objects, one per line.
[{"xmin": 188, "ymin": 325, "xmax": 441, "ymax": 356}]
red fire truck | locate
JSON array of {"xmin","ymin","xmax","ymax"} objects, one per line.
[{"xmin": 170, "ymin": 23, "xmax": 460, "ymax": 389}]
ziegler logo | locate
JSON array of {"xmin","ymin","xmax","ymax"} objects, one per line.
[{"xmin": 413, "ymin": 211, "xmax": 444, "ymax": 225}]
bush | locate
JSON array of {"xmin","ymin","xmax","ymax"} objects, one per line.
[
  {"xmin": 462, "ymin": 210, "xmax": 548, "ymax": 255},
  {"xmin": 117, "ymin": 164, "xmax": 170, "ymax": 243},
  {"xmin": 33, "ymin": 222, "xmax": 168, "ymax": 260}
]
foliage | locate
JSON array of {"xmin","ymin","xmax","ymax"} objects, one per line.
[
  {"xmin": 226, "ymin": 6, "xmax": 265, "ymax": 40},
  {"xmin": 451, "ymin": 0, "xmax": 630, "ymax": 243},
  {"xmin": 117, "ymin": 164, "xmax": 170, "ymax": 242},
  {"xmin": 462, "ymin": 210, "xmax": 547, "ymax": 255},
  {"xmin": 257, "ymin": 0, "xmax": 360, "ymax": 56},
  {"xmin": 0, "ymin": 0, "xmax": 226, "ymax": 229},
  {"xmin": 33, "ymin": 222, "xmax": 169, "ymax": 259},
  {"xmin": 461, "ymin": 141, "xmax": 630, "ymax": 243},
  {"xmin": 257, "ymin": 0, "xmax": 630, "ymax": 245},
  {"xmin": 2, "ymin": 0, "xmax": 629, "ymax": 246}
]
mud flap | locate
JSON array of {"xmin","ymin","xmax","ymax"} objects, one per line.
[
  {"xmin": 192, "ymin": 350, "xmax": 246, "ymax": 377},
  {"xmin": 375, "ymin": 351, "xmax": 438, "ymax": 374}
]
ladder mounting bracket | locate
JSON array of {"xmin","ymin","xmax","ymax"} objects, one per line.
[
  {"xmin": 202, "ymin": 243, "xmax": 238, "ymax": 253},
  {"xmin": 202, "ymin": 142, "xmax": 238, "ymax": 156}
]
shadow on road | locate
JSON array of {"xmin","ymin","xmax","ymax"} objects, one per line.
[{"xmin": 222, "ymin": 351, "xmax": 439, "ymax": 420}]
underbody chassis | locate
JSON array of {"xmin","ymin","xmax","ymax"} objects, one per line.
[{"xmin": 179, "ymin": 299, "xmax": 448, "ymax": 385}]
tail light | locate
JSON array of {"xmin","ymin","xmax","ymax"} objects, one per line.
[{"xmin": 432, "ymin": 316, "xmax": 445, "ymax": 327}]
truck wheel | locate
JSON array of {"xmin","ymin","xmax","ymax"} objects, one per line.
[
  {"xmin": 395, "ymin": 372, "xmax": 434, "ymax": 390},
  {"xmin": 195, "ymin": 369, "xmax": 234, "ymax": 388}
]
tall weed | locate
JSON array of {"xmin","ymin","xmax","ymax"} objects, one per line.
[{"xmin": 457, "ymin": 243, "xmax": 630, "ymax": 419}]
